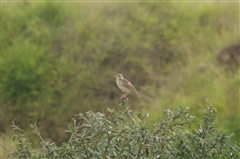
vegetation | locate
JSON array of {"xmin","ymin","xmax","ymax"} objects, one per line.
[
  {"xmin": 1, "ymin": 1, "xmax": 239, "ymax": 158},
  {"xmin": 1, "ymin": 100, "xmax": 239, "ymax": 158}
]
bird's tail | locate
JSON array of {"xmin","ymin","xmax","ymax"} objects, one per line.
[{"xmin": 135, "ymin": 91, "xmax": 140, "ymax": 98}]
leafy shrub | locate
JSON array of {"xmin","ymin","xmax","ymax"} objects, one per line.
[
  {"xmin": 1, "ymin": 100, "xmax": 239, "ymax": 158},
  {"xmin": 1, "ymin": 39, "xmax": 55, "ymax": 129},
  {"xmin": 2, "ymin": 2, "xmax": 239, "ymax": 145}
]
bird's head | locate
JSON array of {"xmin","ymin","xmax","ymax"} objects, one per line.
[{"xmin": 114, "ymin": 74, "xmax": 123, "ymax": 79}]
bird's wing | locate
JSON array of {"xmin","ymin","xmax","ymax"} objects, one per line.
[{"xmin": 122, "ymin": 78, "xmax": 136, "ymax": 91}]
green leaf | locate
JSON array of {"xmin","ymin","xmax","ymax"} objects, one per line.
[
  {"xmin": 177, "ymin": 105, "xmax": 183, "ymax": 111},
  {"xmin": 68, "ymin": 124, "xmax": 76, "ymax": 133},
  {"xmin": 143, "ymin": 113, "xmax": 149, "ymax": 119},
  {"xmin": 12, "ymin": 135, "xmax": 17, "ymax": 142},
  {"xmin": 136, "ymin": 113, "xmax": 143, "ymax": 120}
]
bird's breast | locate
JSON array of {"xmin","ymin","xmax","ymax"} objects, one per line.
[{"xmin": 116, "ymin": 79, "xmax": 131, "ymax": 93}]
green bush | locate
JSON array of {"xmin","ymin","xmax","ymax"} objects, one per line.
[
  {"xmin": 1, "ymin": 100, "xmax": 239, "ymax": 158},
  {"xmin": 2, "ymin": 2, "xmax": 239, "ymax": 145},
  {"xmin": 2, "ymin": 40, "xmax": 51, "ymax": 123}
]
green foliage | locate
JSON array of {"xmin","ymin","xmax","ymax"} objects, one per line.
[
  {"xmin": 2, "ymin": 2, "xmax": 239, "ymax": 145},
  {"xmin": 2, "ymin": 101, "xmax": 239, "ymax": 158},
  {"xmin": 5, "ymin": 121, "xmax": 32, "ymax": 159},
  {"xmin": 37, "ymin": 2, "xmax": 65, "ymax": 26}
]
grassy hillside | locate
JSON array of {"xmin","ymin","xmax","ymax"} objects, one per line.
[{"xmin": 1, "ymin": 2, "xmax": 239, "ymax": 154}]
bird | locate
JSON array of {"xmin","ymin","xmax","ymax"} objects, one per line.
[{"xmin": 114, "ymin": 74, "xmax": 140, "ymax": 98}]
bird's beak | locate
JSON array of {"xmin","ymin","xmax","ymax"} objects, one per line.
[{"xmin": 113, "ymin": 75, "xmax": 117, "ymax": 77}]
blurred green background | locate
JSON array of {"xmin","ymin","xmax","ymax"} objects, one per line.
[{"xmin": 1, "ymin": 1, "xmax": 239, "ymax": 154}]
